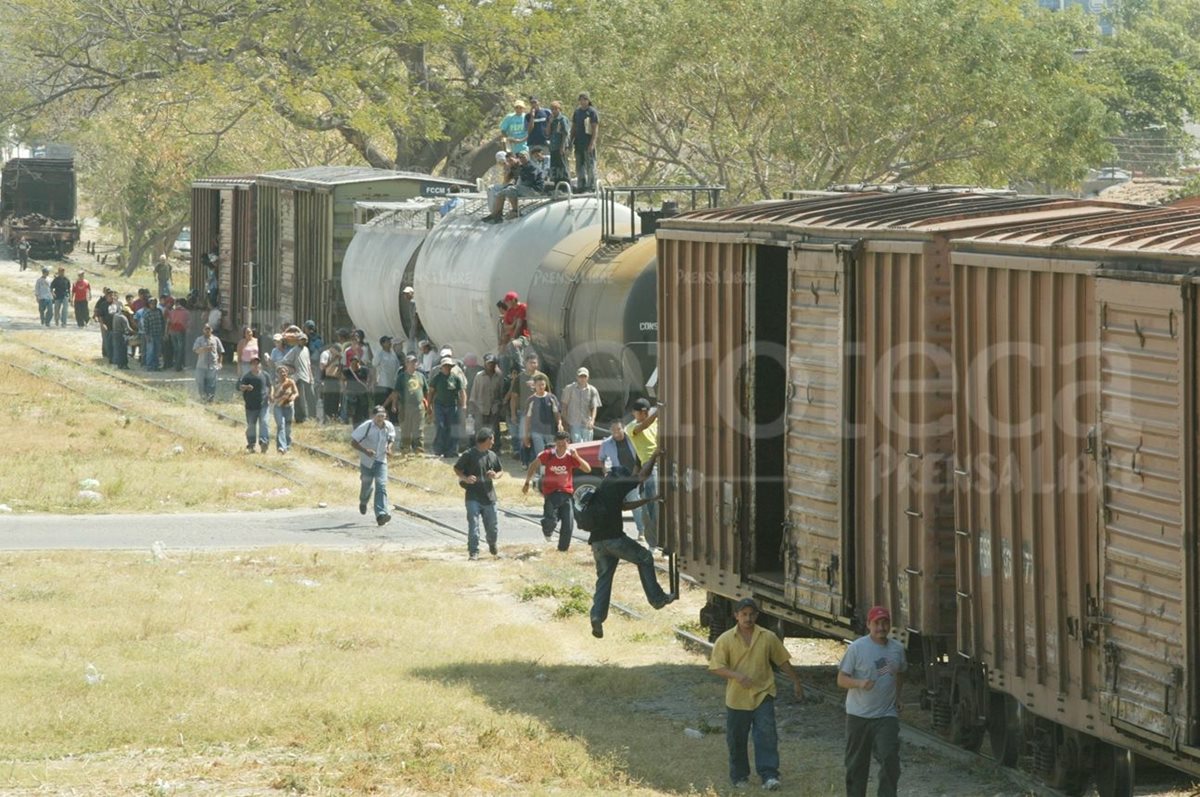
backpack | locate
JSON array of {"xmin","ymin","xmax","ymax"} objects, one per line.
[{"xmin": 573, "ymin": 485, "xmax": 603, "ymax": 532}]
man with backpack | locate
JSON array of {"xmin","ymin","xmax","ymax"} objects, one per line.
[
  {"xmin": 522, "ymin": 430, "xmax": 591, "ymax": 551},
  {"xmin": 582, "ymin": 449, "xmax": 674, "ymax": 638}
]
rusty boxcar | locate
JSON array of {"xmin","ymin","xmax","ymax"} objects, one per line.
[
  {"xmin": 947, "ymin": 205, "xmax": 1200, "ymax": 795},
  {"xmin": 190, "ymin": 176, "xmax": 257, "ymax": 338},
  {"xmin": 652, "ymin": 190, "xmax": 1144, "ymax": 785}
]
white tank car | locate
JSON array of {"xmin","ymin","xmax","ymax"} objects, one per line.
[{"xmin": 343, "ymin": 194, "xmax": 656, "ymax": 411}]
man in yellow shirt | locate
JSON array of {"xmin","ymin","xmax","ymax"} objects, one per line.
[
  {"xmin": 627, "ymin": 398, "xmax": 659, "ymax": 547},
  {"xmin": 709, "ymin": 597, "xmax": 804, "ymax": 791}
]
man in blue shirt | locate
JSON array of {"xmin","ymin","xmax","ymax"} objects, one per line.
[
  {"xmin": 525, "ymin": 96, "xmax": 551, "ymax": 150},
  {"xmin": 838, "ymin": 606, "xmax": 907, "ymax": 797},
  {"xmin": 500, "ymin": 99, "xmax": 529, "ymax": 154}
]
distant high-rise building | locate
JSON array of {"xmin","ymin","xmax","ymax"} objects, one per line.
[{"xmin": 1037, "ymin": 0, "xmax": 1114, "ymax": 35}]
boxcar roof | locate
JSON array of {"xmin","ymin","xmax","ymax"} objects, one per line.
[
  {"xmin": 658, "ymin": 190, "xmax": 1138, "ymax": 238},
  {"xmin": 254, "ymin": 166, "xmax": 473, "ymax": 190},
  {"xmin": 191, "ymin": 175, "xmax": 258, "ymax": 189},
  {"xmin": 952, "ymin": 205, "xmax": 1200, "ymax": 256}
]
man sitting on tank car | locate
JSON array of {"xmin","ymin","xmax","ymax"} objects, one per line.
[{"xmin": 482, "ymin": 151, "xmax": 545, "ymax": 223}]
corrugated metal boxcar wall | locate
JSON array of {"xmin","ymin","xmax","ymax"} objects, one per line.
[
  {"xmin": 854, "ymin": 239, "xmax": 957, "ymax": 638},
  {"xmin": 950, "ymin": 259, "xmax": 1101, "ymax": 710},
  {"xmin": 657, "ymin": 235, "xmax": 748, "ymax": 591},
  {"xmin": 293, "ymin": 189, "xmax": 334, "ymax": 338},
  {"xmin": 256, "ymin": 184, "xmax": 281, "ymax": 332}
]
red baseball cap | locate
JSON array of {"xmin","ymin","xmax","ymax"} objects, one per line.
[
  {"xmin": 867, "ymin": 606, "xmax": 891, "ymax": 624},
  {"xmin": 503, "ymin": 291, "xmax": 519, "ymax": 302}
]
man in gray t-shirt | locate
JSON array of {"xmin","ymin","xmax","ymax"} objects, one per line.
[{"xmin": 837, "ymin": 606, "xmax": 906, "ymax": 797}]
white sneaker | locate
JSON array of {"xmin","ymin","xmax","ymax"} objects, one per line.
[{"xmin": 762, "ymin": 778, "xmax": 781, "ymax": 791}]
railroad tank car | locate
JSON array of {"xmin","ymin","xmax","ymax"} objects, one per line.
[
  {"xmin": 652, "ymin": 190, "xmax": 1152, "ymax": 791},
  {"xmin": 945, "ymin": 205, "xmax": 1200, "ymax": 796},
  {"xmin": 342, "ymin": 193, "xmax": 658, "ymax": 411}
]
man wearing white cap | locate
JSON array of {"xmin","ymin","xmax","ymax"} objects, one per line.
[
  {"xmin": 426, "ymin": 356, "xmax": 467, "ymax": 457},
  {"xmin": 500, "ymin": 99, "xmax": 529, "ymax": 154},
  {"xmin": 560, "ymin": 366, "xmax": 602, "ymax": 442}
]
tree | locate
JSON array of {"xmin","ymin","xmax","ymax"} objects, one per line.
[
  {"xmin": 0, "ymin": 0, "xmax": 570, "ymax": 179},
  {"xmin": 538, "ymin": 0, "xmax": 1118, "ymax": 200}
]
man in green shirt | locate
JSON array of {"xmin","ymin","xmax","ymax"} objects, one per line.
[
  {"xmin": 387, "ymin": 354, "xmax": 429, "ymax": 454},
  {"xmin": 709, "ymin": 597, "xmax": 804, "ymax": 791},
  {"xmin": 427, "ymin": 356, "xmax": 467, "ymax": 457}
]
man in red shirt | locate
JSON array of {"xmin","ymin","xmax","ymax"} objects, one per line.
[
  {"xmin": 71, "ymin": 271, "xmax": 91, "ymax": 327},
  {"xmin": 522, "ymin": 430, "xmax": 591, "ymax": 551},
  {"xmin": 500, "ymin": 290, "xmax": 529, "ymax": 345}
]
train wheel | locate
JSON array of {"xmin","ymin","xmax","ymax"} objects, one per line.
[
  {"xmin": 987, "ymin": 691, "xmax": 1021, "ymax": 767},
  {"xmin": 1045, "ymin": 727, "xmax": 1088, "ymax": 796},
  {"xmin": 948, "ymin": 673, "xmax": 984, "ymax": 752},
  {"xmin": 1092, "ymin": 743, "xmax": 1134, "ymax": 797}
]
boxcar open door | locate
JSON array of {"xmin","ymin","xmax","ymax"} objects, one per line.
[{"xmin": 1094, "ymin": 278, "xmax": 1195, "ymax": 746}]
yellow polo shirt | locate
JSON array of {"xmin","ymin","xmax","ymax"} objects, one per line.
[
  {"xmin": 709, "ymin": 624, "xmax": 790, "ymax": 710},
  {"xmin": 627, "ymin": 419, "xmax": 657, "ymax": 463}
]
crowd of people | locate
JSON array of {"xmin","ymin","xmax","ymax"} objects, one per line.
[{"xmin": 483, "ymin": 93, "xmax": 601, "ymax": 221}]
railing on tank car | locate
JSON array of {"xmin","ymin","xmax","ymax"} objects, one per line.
[{"xmin": 600, "ymin": 185, "xmax": 724, "ymax": 243}]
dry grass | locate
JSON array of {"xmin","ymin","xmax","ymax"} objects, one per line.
[{"xmin": 0, "ymin": 547, "xmax": 725, "ymax": 795}]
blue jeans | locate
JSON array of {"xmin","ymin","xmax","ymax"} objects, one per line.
[
  {"xmin": 37, "ymin": 298, "xmax": 52, "ymax": 326},
  {"xmin": 727, "ymin": 696, "xmax": 780, "ymax": 785},
  {"xmin": 569, "ymin": 424, "xmax": 593, "ymax": 443},
  {"xmin": 589, "ymin": 536, "xmax": 669, "ymax": 623},
  {"xmin": 52, "ymin": 297, "xmax": 68, "ymax": 326},
  {"xmin": 244, "ymin": 405, "xmax": 269, "ymax": 448},
  {"xmin": 145, "ymin": 335, "xmax": 162, "ymax": 370},
  {"xmin": 633, "ymin": 466, "xmax": 659, "ymax": 548},
  {"xmin": 169, "ymin": 331, "xmax": 186, "ymax": 370},
  {"xmin": 274, "ymin": 404, "xmax": 294, "ymax": 452},
  {"xmin": 433, "ymin": 403, "xmax": 460, "ymax": 457},
  {"xmin": 359, "ymin": 461, "xmax": 389, "ymax": 518},
  {"xmin": 465, "ymin": 499, "xmax": 498, "ymax": 556},
  {"xmin": 195, "ymin": 368, "xmax": 217, "ymax": 402},
  {"xmin": 529, "ymin": 430, "xmax": 554, "ymax": 459}
]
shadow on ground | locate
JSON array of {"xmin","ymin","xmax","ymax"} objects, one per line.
[{"xmin": 416, "ymin": 659, "xmax": 838, "ymax": 794}]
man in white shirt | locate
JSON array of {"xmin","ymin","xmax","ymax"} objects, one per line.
[
  {"xmin": 374, "ymin": 336, "xmax": 403, "ymax": 422},
  {"xmin": 350, "ymin": 405, "xmax": 395, "ymax": 527}
]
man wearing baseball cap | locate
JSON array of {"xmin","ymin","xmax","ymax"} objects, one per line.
[
  {"xmin": 499, "ymin": 291, "xmax": 528, "ymax": 345},
  {"xmin": 838, "ymin": 605, "xmax": 906, "ymax": 797},
  {"xmin": 709, "ymin": 597, "xmax": 803, "ymax": 791}
]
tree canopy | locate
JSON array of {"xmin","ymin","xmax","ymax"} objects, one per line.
[{"xmin": 0, "ymin": 0, "xmax": 1196, "ymax": 261}]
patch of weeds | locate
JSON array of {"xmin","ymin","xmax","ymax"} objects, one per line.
[
  {"xmin": 553, "ymin": 586, "xmax": 591, "ymax": 618},
  {"xmin": 270, "ymin": 770, "xmax": 308, "ymax": 793},
  {"xmin": 677, "ymin": 619, "xmax": 705, "ymax": 636},
  {"xmin": 628, "ymin": 631, "xmax": 654, "ymax": 643},
  {"xmin": 696, "ymin": 718, "xmax": 723, "ymax": 735},
  {"xmin": 519, "ymin": 583, "xmax": 560, "ymax": 602}
]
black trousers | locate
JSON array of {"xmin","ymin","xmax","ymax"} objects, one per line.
[
  {"xmin": 541, "ymin": 491, "xmax": 574, "ymax": 551},
  {"xmin": 845, "ymin": 714, "xmax": 900, "ymax": 797}
]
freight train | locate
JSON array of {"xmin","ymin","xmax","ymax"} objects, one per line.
[
  {"xmin": 341, "ymin": 186, "xmax": 720, "ymax": 413},
  {"xmin": 1, "ymin": 158, "xmax": 80, "ymax": 256},
  {"xmin": 654, "ymin": 189, "xmax": 1200, "ymax": 797}
]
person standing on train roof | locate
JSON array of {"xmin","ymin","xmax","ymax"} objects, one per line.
[
  {"xmin": 709, "ymin": 597, "xmax": 804, "ymax": 791},
  {"xmin": 568, "ymin": 92, "xmax": 599, "ymax": 192},
  {"xmin": 586, "ymin": 450, "xmax": 674, "ymax": 640},
  {"xmin": 838, "ymin": 605, "xmax": 906, "ymax": 797},
  {"xmin": 525, "ymin": 96, "xmax": 551, "ymax": 150},
  {"xmin": 547, "ymin": 100, "xmax": 571, "ymax": 188},
  {"xmin": 500, "ymin": 99, "xmax": 530, "ymax": 155}
]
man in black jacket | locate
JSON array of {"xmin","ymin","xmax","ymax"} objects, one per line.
[
  {"xmin": 482, "ymin": 151, "xmax": 545, "ymax": 223},
  {"xmin": 586, "ymin": 449, "xmax": 674, "ymax": 638}
]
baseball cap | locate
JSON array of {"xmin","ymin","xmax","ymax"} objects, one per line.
[
  {"xmin": 631, "ymin": 398, "xmax": 651, "ymax": 411},
  {"xmin": 734, "ymin": 597, "xmax": 760, "ymax": 613},
  {"xmin": 483, "ymin": 353, "xmax": 497, "ymax": 363},
  {"xmin": 41, "ymin": 266, "xmax": 49, "ymax": 274},
  {"xmin": 867, "ymin": 606, "xmax": 891, "ymax": 624},
  {"xmin": 576, "ymin": 367, "xmax": 589, "ymax": 377},
  {"xmin": 514, "ymin": 99, "xmax": 527, "ymax": 109},
  {"xmin": 439, "ymin": 356, "xmax": 454, "ymax": 366},
  {"xmin": 495, "ymin": 151, "xmax": 508, "ymax": 163},
  {"xmin": 272, "ymin": 333, "xmax": 283, "ymax": 341},
  {"xmin": 439, "ymin": 346, "xmax": 453, "ymax": 357},
  {"xmin": 373, "ymin": 405, "xmax": 387, "ymax": 416},
  {"xmin": 402, "ymin": 286, "xmax": 414, "ymax": 295},
  {"xmin": 404, "ymin": 353, "xmax": 417, "ymax": 362},
  {"xmin": 503, "ymin": 291, "xmax": 519, "ymax": 302}
]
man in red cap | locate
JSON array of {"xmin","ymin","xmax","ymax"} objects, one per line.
[
  {"xmin": 499, "ymin": 291, "xmax": 529, "ymax": 345},
  {"xmin": 837, "ymin": 605, "xmax": 906, "ymax": 797}
]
